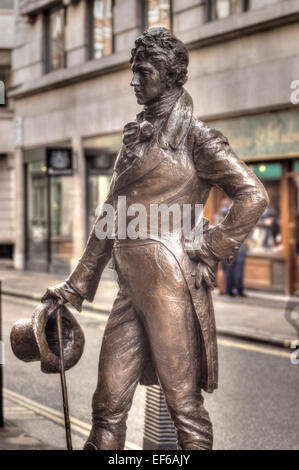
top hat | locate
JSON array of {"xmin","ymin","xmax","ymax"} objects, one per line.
[{"xmin": 10, "ymin": 303, "xmax": 85, "ymax": 373}]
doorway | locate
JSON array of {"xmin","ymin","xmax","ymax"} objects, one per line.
[{"xmin": 25, "ymin": 160, "xmax": 73, "ymax": 273}]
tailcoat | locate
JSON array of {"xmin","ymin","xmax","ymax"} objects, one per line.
[{"xmin": 62, "ymin": 89, "xmax": 268, "ymax": 393}]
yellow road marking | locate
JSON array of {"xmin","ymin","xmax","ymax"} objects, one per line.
[
  {"xmin": 4, "ymin": 388, "xmax": 141, "ymax": 450},
  {"xmin": 4, "ymin": 390, "xmax": 90, "ymax": 436},
  {"xmin": 5, "ymin": 406, "xmax": 34, "ymax": 414},
  {"xmin": 5, "ymin": 388, "xmax": 90, "ymax": 428},
  {"xmin": 4, "ymin": 294, "xmax": 294, "ymax": 358},
  {"xmin": 218, "ymin": 338, "xmax": 291, "ymax": 358}
]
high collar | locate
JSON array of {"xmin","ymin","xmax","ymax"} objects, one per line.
[
  {"xmin": 113, "ymin": 89, "xmax": 194, "ymax": 193},
  {"xmin": 144, "ymin": 87, "xmax": 182, "ymax": 122},
  {"xmin": 136, "ymin": 88, "xmax": 193, "ymax": 150}
]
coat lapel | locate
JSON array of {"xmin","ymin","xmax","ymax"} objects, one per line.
[
  {"xmin": 159, "ymin": 88, "xmax": 193, "ymax": 150},
  {"xmin": 113, "ymin": 141, "xmax": 163, "ymax": 193},
  {"xmin": 113, "ymin": 88, "xmax": 193, "ymax": 194}
]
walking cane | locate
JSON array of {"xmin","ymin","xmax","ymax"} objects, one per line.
[{"xmin": 56, "ymin": 305, "xmax": 73, "ymax": 450}]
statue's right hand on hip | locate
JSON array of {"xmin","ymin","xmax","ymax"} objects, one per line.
[{"xmin": 194, "ymin": 261, "xmax": 217, "ymax": 290}]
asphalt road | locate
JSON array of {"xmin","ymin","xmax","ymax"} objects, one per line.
[{"xmin": 2, "ymin": 295, "xmax": 299, "ymax": 450}]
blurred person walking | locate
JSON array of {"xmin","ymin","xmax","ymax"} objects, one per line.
[
  {"xmin": 215, "ymin": 199, "xmax": 230, "ymax": 295},
  {"xmin": 215, "ymin": 199, "xmax": 248, "ymax": 297},
  {"xmin": 223, "ymin": 243, "xmax": 248, "ymax": 297}
]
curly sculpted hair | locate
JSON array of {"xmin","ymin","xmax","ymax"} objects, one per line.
[{"xmin": 130, "ymin": 27, "xmax": 189, "ymax": 88}]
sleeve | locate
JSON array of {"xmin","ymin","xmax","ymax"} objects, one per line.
[
  {"xmin": 64, "ymin": 171, "xmax": 117, "ymax": 310},
  {"xmin": 192, "ymin": 123, "xmax": 269, "ymax": 265}
]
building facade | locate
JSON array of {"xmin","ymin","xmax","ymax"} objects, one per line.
[
  {"xmin": 9, "ymin": 0, "xmax": 299, "ymax": 293},
  {"xmin": 0, "ymin": 0, "xmax": 15, "ymax": 262}
]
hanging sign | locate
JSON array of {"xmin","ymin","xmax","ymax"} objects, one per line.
[{"xmin": 46, "ymin": 148, "xmax": 73, "ymax": 176}]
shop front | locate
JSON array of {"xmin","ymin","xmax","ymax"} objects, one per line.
[
  {"xmin": 204, "ymin": 108, "xmax": 299, "ymax": 295},
  {"xmin": 23, "ymin": 133, "xmax": 122, "ymax": 275},
  {"xmin": 24, "ymin": 145, "xmax": 73, "ymax": 274}
]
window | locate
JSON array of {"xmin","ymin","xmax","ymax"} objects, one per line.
[
  {"xmin": 0, "ymin": 68, "xmax": 10, "ymax": 108},
  {"xmin": 0, "ymin": 0, "xmax": 14, "ymax": 9},
  {"xmin": 142, "ymin": 0, "xmax": 172, "ymax": 31},
  {"xmin": 26, "ymin": 160, "xmax": 73, "ymax": 272},
  {"xmin": 87, "ymin": 0, "xmax": 113, "ymax": 60},
  {"xmin": 247, "ymin": 163, "xmax": 282, "ymax": 254},
  {"xmin": 85, "ymin": 149, "xmax": 116, "ymax": 233},
  {"xmin": 207, "ymin": 0, "xmax": 249, "ymax": 22},
  {"xmin": 293, "ymin": 164, "xmax": 299, "ymax": 256},
  {"xmin": 214, "ymin": 163, "xmax": 282, "ymax": 255},
  {"xmin": 45, "ymin": 7, "xmax": 65, "ymax": 73}
]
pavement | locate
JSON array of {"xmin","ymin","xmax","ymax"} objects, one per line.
[
  {"xmin": 0, "ymin": 263, "xmax": 299, "ymax": 450},
  {"xmin": 0, "ymin": 264, "xmax": 298, "ymax": 348},
  {"xmin": 0, "ymin": 391, "xmax": 90, "ymax": 451},
  {"xmin": 0, "ymin": 420, "xmax": 54, "ymax": 450},
  {"xmin": 0, "ymin": 394, "xmax": 54, "ymax": 450}
]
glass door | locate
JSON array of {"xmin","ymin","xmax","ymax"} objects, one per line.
[
  {"xmin": 50, "ymin": 176, "xmax": 73, "ymax": 273},
  {"xmin": 26, "ymin": 162, "xmax": 73, "ymax": 273},
  {"xmin": 26, "ymin": 162, "xmax": 48, "ymax": 271}
]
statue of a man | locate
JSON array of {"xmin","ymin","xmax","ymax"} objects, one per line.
[{"xmin": 41, "ymin": 27, "xmax": 268, "ymax": 450}]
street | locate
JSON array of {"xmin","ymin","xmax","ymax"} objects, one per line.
[{"xmin": 2, "ymin": 295, "xmax": 299, "ymax": 450}]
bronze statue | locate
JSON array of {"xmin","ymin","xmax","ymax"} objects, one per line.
[{"xmin": 15, "ymin": 27, "xmax": 269, "ymax": 450}]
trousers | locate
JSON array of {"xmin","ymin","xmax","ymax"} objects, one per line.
[
  {"xmin": 224, "ymin": 250, "xmax": 247, "ymax": 295},
  {"xmin": 84, "ymin": 240, "xmax": 213, "ymax": 450}
]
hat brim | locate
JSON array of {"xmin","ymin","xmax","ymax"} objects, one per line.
[{"xmin": 32, "ymin": 303, "xmax": 85, "ymax": 374}]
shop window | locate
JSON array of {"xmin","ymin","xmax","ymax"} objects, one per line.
[
  {"xmin": 0, "ymin": 0, "xmax": 14, "ymax": 8},
  {"xmin": 207, "ymin": 0, "xmax": 249, "ymax": 22},
  {"xmin": 86, "ymin": 150, "xmax": 115, "ymax": 233},
  {"xmin": 0, "ymin": 67, "xmax": 10, "ymax": 108},
  {"xmin": 0, "ymin": 244, "xmax": 13, "ymax": 259},
  {"xmin": 142, "ymin": 0, "xmax": 172, "ymax": 30},
  {"xmin": 44, "ymin": 7, "xmax": 65, "ymax": 73},
  {"xmin": 87, "ymin": 0, "xmax": 114, "ymax": 60},
  {"xmin": 295, "ymin": 181, "xmax": 299, "ymax": 255},
  {"xmin": 293, "ymin": 160, "xmax": 299, "ymax": 256},
  {"xmin": 247, "ymin": 163, "xmax": 282, "ymax": 254},
  {"xmin": 26, "ymin": 160, "xmax": 73, "ymax": 273},
  {"xmin": 293, "ymin": 160, "xmax": 299, "ymax": 172}
]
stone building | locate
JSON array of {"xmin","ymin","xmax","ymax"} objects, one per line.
[
  {"xmin": 9, "ymin": 0, "xmax": 299, "ymax": 293},
  {"xmin": 0, "ymin": 0, "xmax": 15, "ymax": 262}
]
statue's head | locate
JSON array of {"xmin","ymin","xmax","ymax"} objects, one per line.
[{"xmin": 130, "ymin": 27, "xmax": 189, "ymax": 105}]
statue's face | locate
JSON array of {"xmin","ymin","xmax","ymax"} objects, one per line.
[{"xmin": 130, "ymin": 49, "xmax": 167, "ymax": 105}]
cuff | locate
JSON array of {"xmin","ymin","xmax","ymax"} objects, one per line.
[
  {"xmin": 59, "ymin": 281, "xmax": 84, "ymax": 311},
  {"xmin": 204, "ymin": 225, "xmax": 240, "ymax": 265},
  {"xmin": 187, "ymin": 225, "xmax": 240, "ymax": 267},
  {"xmin": 42, "ymin": 282, "xmax": 84, "ymax": 312}
]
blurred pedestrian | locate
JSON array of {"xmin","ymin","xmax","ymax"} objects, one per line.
[
  {"xmin": 223, "ymin": 242, "xmax": 248, "ymax": 297},
  {"xmin": 215, "ymin": 199, "xmax": 231, "ymax": 295},
  {"xmin": 261, "ymin": 204, "xmax": 279, "ymax": 249}
]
